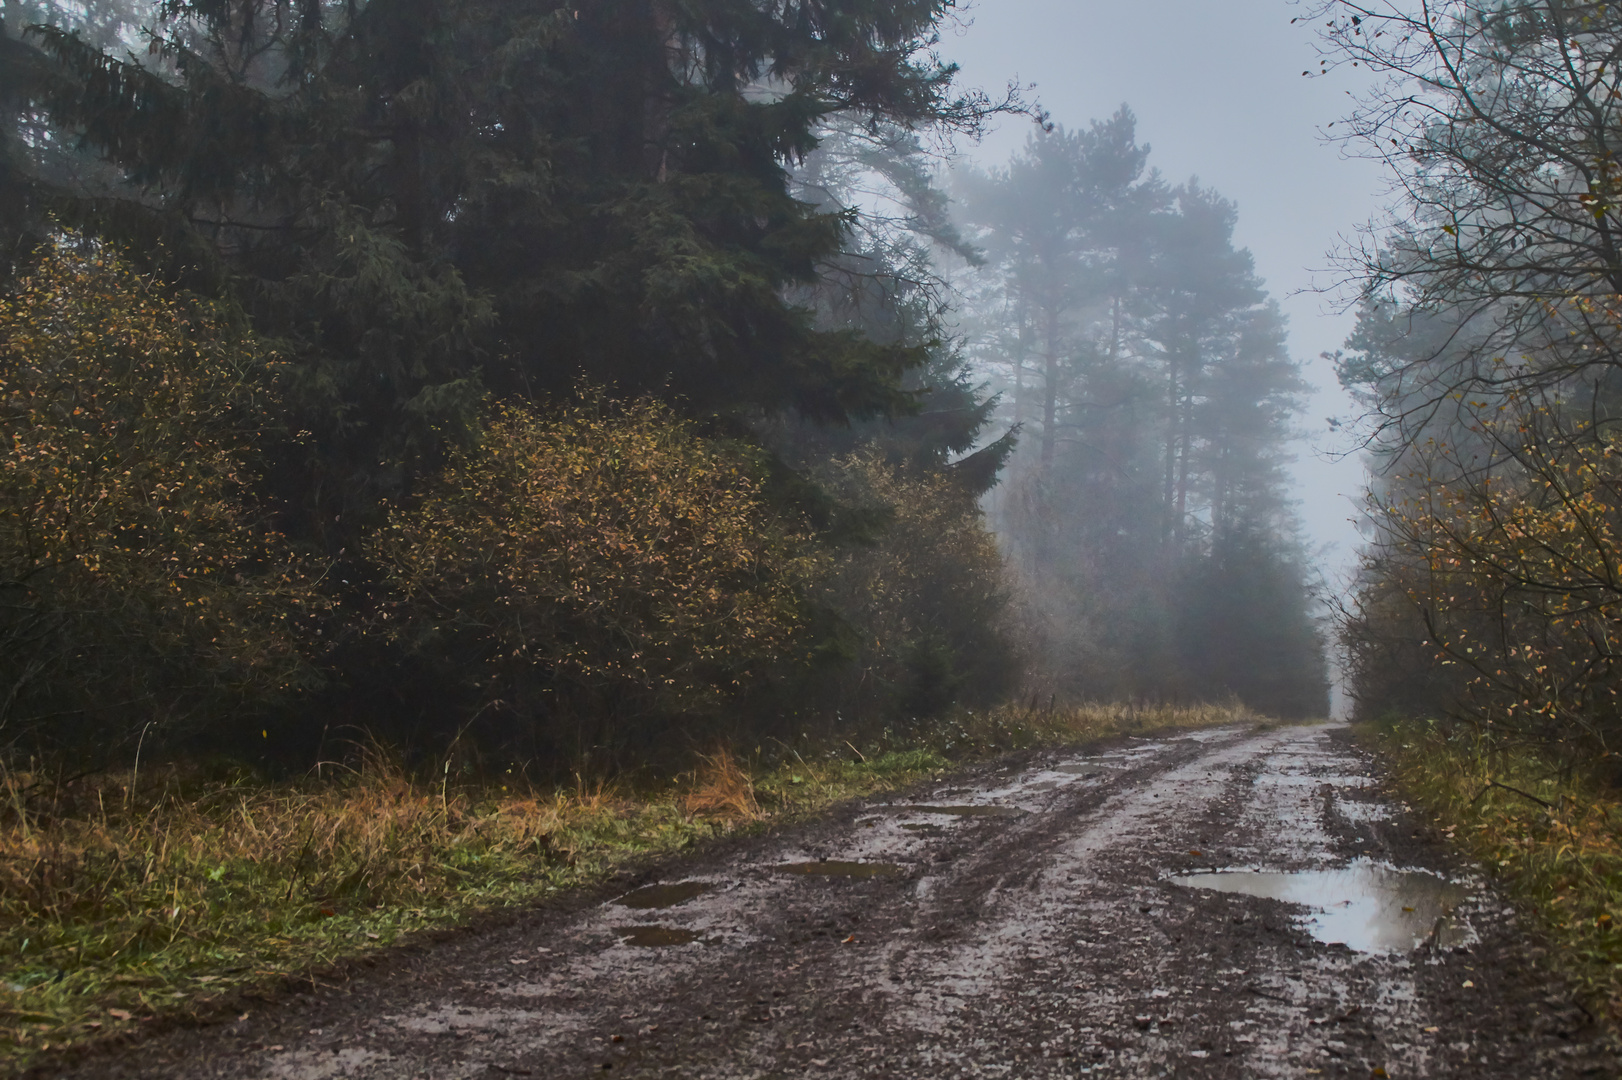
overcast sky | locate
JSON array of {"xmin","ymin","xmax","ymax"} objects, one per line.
[{"xmin": 942, "ymin": 0, "xmax": 1390, "ymax": 590}]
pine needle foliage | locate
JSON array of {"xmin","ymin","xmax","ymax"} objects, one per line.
[{"xmin": 7, "ymin": 0, "xmax": 1021, "ymax": 547}]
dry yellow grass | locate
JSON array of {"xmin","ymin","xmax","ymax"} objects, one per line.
[{"xmin": 683, "ymin": 749, "xmax": 763, "ymax": 820}]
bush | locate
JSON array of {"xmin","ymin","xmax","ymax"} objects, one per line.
[
  {"xmin": 0, "ymin": 238, "xmax": 321, "ymax": 757},
  {"xmin": 370, "ymin": 395, "xmax": 816, "ymax": 759},
  {"xmin": 1352, "ymin": 388, "xmax": 1622, "ymax": 760},
  {"xmin": 805, "ymin": 448, "xmax": 1018, "ymax": 724}
]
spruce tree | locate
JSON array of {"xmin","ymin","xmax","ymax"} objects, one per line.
[{"xmin": 13, "ymin": 0, "xmax": 1015, "ymax": 545}]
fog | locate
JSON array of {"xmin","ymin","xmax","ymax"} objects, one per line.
[
  {"xmin": 945, "ymin": 0, "xmax": 1387, "ymax": 587},
  {"xmin": 4, "ymin": 0, "xmax": 1360, "ymax": 756}
]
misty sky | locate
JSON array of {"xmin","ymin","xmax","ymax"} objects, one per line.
[{"xmin": 943, "ymin": 0, "xmax": 1388, "ymax": 587}]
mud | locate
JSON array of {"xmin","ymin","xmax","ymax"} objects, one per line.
[
  {"xmin": 612, "ymin": 927, "xmax": 701, "ymax": 948},
  {"xmin": 37, "ymin": 724, "xmax": 1620, "ymax": 1079},
  {"xmin": 892, "ymin": 804, "xmax": 1025, "ymax": 818},
  {"xmin": 777, "ymin": 861, "xmax": 901, "ymax": 879}
]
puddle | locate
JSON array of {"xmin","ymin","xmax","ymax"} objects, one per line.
[
  {"xmin": 1050, "ymin": 764, "xmax": 1106, "ymax": 777},
  {"xmin": 1172, "ymin": 863, "xmax": 1471, "ymax": 953},
  {"xmin": 779, "ymin": 861, "xmax": 901, "ymax": 878},
  {"xmin": 900, "ymin": 823, "xmax": 946, "ymax": 834},
  {"xmin": 615, "ymin": 925, "xmax": 701, "ymax": 947},
  {"xmin": 614, "ymin": 881, "xmax": 710, "ymax": 910},
  {"xmin": 1027, "ymin": 780, "xmax": 1060, "ymax": 792},
  {"xmin": 900, "ymin": 804, "xmax": 1024, "ymax": 818},
  {"xmin": 1261, "ymin": 774, "xmax": 1371, "ymax": 788}
]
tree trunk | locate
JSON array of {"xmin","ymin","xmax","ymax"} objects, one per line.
[{"xmin": 1041, "ymin": 302, "xmax": 1060, "ymax": 471}]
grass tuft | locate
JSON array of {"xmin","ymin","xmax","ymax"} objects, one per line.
[
  {"xmin": 0, "ymin": 700, "xmax": 1255, "ymax": 1071},
  {"xmin": 683, "ymin": 748, "xmax": 762, "ymax": 821}
]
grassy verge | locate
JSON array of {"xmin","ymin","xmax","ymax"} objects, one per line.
[
  {"xmin": 0, "ymin": 700, "xmax": 1253, "ymax": 1070},
  {"xmin": 1358, "ymin": 718, "xmax": 1622, "ymax": 1023}
]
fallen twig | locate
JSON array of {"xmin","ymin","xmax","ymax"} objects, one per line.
[
  {"xmin": 1470, "ymin": 780, "xmax": 1553, "ymax": 809},
  {"xmin": 1243, "ymin": 983, "xmax": 1294, "ymax": 1005}
]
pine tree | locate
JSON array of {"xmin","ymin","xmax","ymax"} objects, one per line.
[{"xmin": 958, "ymin": 111, "xmax": 1328, "ymax": 715}]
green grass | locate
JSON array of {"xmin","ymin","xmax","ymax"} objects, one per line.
[
  {"xmin": 1359, "ymin": 718, "xmax": 1622, "ymax": 1024},
  {"xmin": 0, "ymin": 701, "xmax": 1254, "ymax": 1071}
]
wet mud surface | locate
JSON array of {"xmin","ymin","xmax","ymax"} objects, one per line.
[{"xmin": 41, "ymin": 724, "xmax": 1621, "ymax": 1078}]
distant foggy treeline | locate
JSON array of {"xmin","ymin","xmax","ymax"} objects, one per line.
[
  {"xmin": 2, "ymin": 0, "xmax": 1325, "ymax": 773},
  {"xmin": 948, "ymin": 111, "xmax": 1330, "ymax": 718}
]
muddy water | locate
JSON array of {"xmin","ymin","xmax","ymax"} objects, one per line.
[
  {"xmin": 895, "ymin": 804, "xmax": 1024, "ymax": 817},
  {"xmin": 1173, "ymin": 862, "xmax": 1470, "ymax": 952},
  {"xmin": 613, "ymin": 881, "xmax": 710, "ymax": 909},
  {"xmin": 613, "ymin": 925, "xmax": 700, "ymax": 947},
  {"xmin": 1049, "ymin": 763, "xmax": 1107, "ymax": 776},
  {"xmin": 70, "ymin": 723, "xmax": 1618, "ymax": 1080},
  {"xmin": 777, "ymin": 860, "xmax": 900, "ymax": 878}
]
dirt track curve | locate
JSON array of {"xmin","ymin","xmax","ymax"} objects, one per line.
[{"xmin": 42, "ymin": 723, "xmax": 1621, "ymax": 1079}]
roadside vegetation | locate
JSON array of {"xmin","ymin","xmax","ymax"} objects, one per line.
[
  {"xmin": 1307, "ymin": 0, "xmax": 1622, "ymax": 1029},
  {"xmin": 0, "ymin": 701, "xmax": 1252, "ymax": 1069},
  {"xmin": 1362, "ymin": 719, "xmax": 1622, "ymax": 1024}
]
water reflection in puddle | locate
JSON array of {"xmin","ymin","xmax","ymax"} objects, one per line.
[
  {"xmin": 901, "ymin": 804, "xmax": 1024, "ymax": 818},
  {"xmin": 1173, "ymin": 863, "xmax": 1470, "ymax": 953},
  {"xmin": 614, "ymin": 881, "xmax": 710, "ymax": 910},
  {"xmin": 1050, "ymin": 764, "xmax": 1107, "ymax": 777},
  {"xmin": 779, "ymin": 861, "xmax": 901, "ymax": 878},
  {"xmin": 615, "ymin": 925, "xmax": 700, "ymax": 947}
]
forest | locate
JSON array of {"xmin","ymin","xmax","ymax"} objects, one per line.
[
  {"xmin": 1319, "ymin": 0, "xmax": 1622, "ymax": 1003},
  {"xmin": 1329, "ymin": 0, "xmax": 1622, "ymax": 766},
  {"xmin": 1, "ymin": 0, "xmax": 1329, "ymax": 776},
  {"xmin": 10, "ymin": 0, "xmax": 1622, "ymax": 1064}
]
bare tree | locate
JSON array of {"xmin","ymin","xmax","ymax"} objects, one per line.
[{"xmin": 1315, "ymin": 0, "xmax": 1622, "ymax": 445}]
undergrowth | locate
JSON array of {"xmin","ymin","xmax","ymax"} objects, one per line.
[
  {"xmin": 1364, "ymin": 718, "xmax": 1622, "ymax": 1024},
  {"xmin": 0, "ymin": 700, "xmax": 1253, "ymax": 1070}
]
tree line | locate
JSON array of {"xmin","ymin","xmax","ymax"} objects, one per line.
[
  {"xmin": 2, "ymin": 0, "xmax": 1328, "ymax": 773},
  {"xmin": 950, "ymin": 111, "xmax": 1330, "ymax": 718},
  {"xmin": 1321, "ymin": 0, "xmax": 1622, "ymax": 774}
]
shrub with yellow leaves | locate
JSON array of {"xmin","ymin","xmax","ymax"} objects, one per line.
[
  {"xmin": 0, "ymin": 238, "xmax": 322, "ymax": 756},
  {"xmin": 1366, "ymin": 389, "xmax": 1622, "ymax": 761},
  {"xmin": 370, "ymin": 395, "xmax": 817, "ymax": 755},
  {"xmin": 808, "ymin": 448, "xmax": 1017, "ymax": 722}
]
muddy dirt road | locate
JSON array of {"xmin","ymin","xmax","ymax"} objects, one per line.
[{"xmin": 53, "ymin": 723, "xmax": 1619, "ymax": 1078}]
